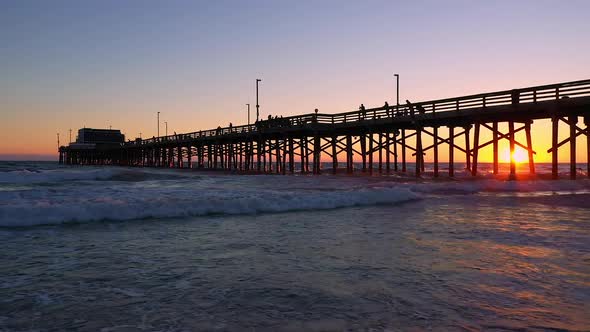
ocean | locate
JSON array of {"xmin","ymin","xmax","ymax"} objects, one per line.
[{"xmin": 0, "ymin": 161, "xmax": 589, "ymax": 331}]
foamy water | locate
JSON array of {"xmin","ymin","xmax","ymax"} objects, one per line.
[
  {"xmin": 1, "ymin": 163, "xmax": 589, "ymax": 227},
  {"xmin": 0, "ymin": 162, "xmax": 589, "ymax": 331}
]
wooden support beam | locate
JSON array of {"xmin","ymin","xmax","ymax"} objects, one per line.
[
  {"xmin": 289, "ymin": 137, "xmax": 295, "ymax": 174},
  {"xmin": 509, "ymin": 121, "xmax": 516, "ymax": 179},
  {"xmin": 259, "ymin": 139, "xmax": 264, "ymax": 172},
  {"xmin": 368, "ymin": 133, "xmax": 373, "ymax": 174},
  {"xmin": 586, "ymin": 117, "xmax": 590, "ymax": 179},
  {"xmin": 401, "ymin": 129, "xmax": 407, "ymax": 172},
  {"xmin": 281, "ymin": 140, "xmax": 287, "ymax": 175},
  {"xmin": 472, "ymin": 123, "xmax": 480, "ymax": 176},
  {"xmin": 332, "ymin": 136, "xmax": 338, "ymax": 174},
  {"xmin": 464, "ymin": 126, "xmax": 471, "ymax": 173},
  {"xmin": 162, "ymin": 147, "xmax": 168, "ymax": 168},
  {"xmin": 346, "ymin": 135, "xmax": 353, "ymax": 174},
  {"xmin": 268, "ymin": 140, "xmax": 273, "ymax": 173},
  {"xmin": 239, "ymin": 142, "xmax": 243, "ymax": 170},
  {"xmin": 570, "ymin": 115, "xmax": 577, "ymax": 180},
  {"xmin": 421, "ymin": 129, "xmax": 468, "ymax": 154},
  {"xmin": 386, "ymin": 132, "xmax": 391, "ymax": 173},
  {"xmin": 306, "ymin": 137, "xmax": 312, "ymax": 173},
  {"xmin": 493, "ymin": 122, "xmax": 498, "ymax": 175},
  {"xmin": 300, "ymin": 137, "xmax": 305, "ymax": 173},
  {"xmin": 378, "ymin": 133, "xmax": 383, "ymax": 173},
  {"xmin": 276, "ymin": 139, "xmax": 281, "ymax": 174},
  {"xmin": 416, "ymin": 127, "xmax": 422, "ymax": 177},
  {"xmin": 394, "ymin": 131, "xmax": 398, "ymax": 172},
  {"xmin": 433, "ymin": 127, "xmax": 439, "ymax": 178},
  {"xmin": 187, "ymin": 145, "xmax": 192, "ymax": 169},
  {"xmin": 177, "ymin": 146, "xmax": 182, "ymax": 168},
  {"xmin": 525, "ymin": 122, "xmax": 535, "ymax": 174},
  {"xmin": 480, "ymin": 123, "xmax": 535, "ymax": 155},
  {"xmin": 449, "ymin": 127, "xmax": 454, "ymax": 177},
  {"xmin": 361, "ymin": 134, "xmax": 367, "ymax": 172},
  {"xmin": 552, "ymin": 117, "xmax": 558, "ymax": 179}
]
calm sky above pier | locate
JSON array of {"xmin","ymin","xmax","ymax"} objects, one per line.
[{"xmin": 1, "ymin": 0, "xmax": 590, "ymax": 161}]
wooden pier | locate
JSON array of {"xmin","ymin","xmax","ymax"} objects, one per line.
[{"xmin": 59, "ymin": 79, "xmax": 590, "ymax": 179}]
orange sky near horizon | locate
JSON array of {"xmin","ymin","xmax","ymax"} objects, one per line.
[{"xmin": 1, "ymin": 1, "xmax": 589, "ymax": 162}]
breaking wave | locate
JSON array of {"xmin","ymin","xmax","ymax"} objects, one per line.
[
  {"xmin": 2, "ymin": 165, "xmax": 589, "ymax": 227},
  {"xmin": 0, "ymin": 186, "xmax": 418, "ymax": 227}
]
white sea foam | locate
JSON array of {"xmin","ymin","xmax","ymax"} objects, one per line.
[
  {"xmin": 370, "ymin": 179, "xmax": 590, "ymax": 195},
  {"xmin": 1, "ymin": 166, "xmax": 589, "ymax": 227},
  {"xmin": 0, "ymin": 183, "xmax": 419, "ymax": 227}
]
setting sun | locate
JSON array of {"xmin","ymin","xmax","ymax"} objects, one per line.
[{"xmin": 501, "ymin": 147, "xmax": 528, "ymax": 163}]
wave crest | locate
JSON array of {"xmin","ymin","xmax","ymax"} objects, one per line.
[{"xmin": 0, "ymin": 187, "xmax": 418, "ymax": 227}]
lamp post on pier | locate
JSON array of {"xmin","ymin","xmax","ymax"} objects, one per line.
[
  {"xmin": 69, "ymin": 129, "xmax": 72, "ymax": 144},
  {"xmin": 246, "ymin": 103, "xmax": 250, "ymax": 125},
  {"xmin": 256, "ymin": 79, "xmax": 262, "ymax": 122},
  {"xmin": 165, "ymin": 121, "xmax": 168, "ymax": 136},
  {"xmin": 157, "ymin": 112, "xmax": 160, "ymax": 137},
  {"xmin": 394, "ymin": 74, "xmax": 400, "ymax": 106}
]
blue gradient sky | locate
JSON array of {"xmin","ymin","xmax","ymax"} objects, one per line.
[{"xmin": 1, "ymin": 0, "xmax": 589, "ymax": 160}]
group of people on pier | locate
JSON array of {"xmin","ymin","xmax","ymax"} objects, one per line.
[
  {"xmin": 255, "ymin": 115, "xmax": 292, "ymax": 130},
  {"xmin": 357, "ymin": 100, "xmax": 427, "ymax": 120}
]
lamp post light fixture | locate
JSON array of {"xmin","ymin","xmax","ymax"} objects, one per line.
[{"xmin": 256, "ymin": 79, "xmax": 262, "ymax": 122}]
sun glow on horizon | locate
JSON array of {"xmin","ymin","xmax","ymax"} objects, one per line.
[{"xmin": 501, "ymin": 147, "xmax": 528, "ymax": 163}]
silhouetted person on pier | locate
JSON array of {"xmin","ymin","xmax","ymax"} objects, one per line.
[
  {"xmin": 359, "ymin": 104, "xmax": 366, "ymax": 120},
  {"xmin": 384, "ymin": 101, "xmax": 390, "ymax": 116}
]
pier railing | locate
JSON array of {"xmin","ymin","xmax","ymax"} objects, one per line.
[{"xmin": 127, "ymin": 79, "xmax": 590, "ymax": 146}]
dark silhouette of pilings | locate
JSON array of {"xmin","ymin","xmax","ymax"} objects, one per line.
[{"xmin": 59, "ymin": 79, "xmax": 590, "ymax": 179}]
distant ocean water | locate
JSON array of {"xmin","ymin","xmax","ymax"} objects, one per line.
[{"xmin": 0, "ymin": 161, "xmax": 589, "ymax": 331}]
